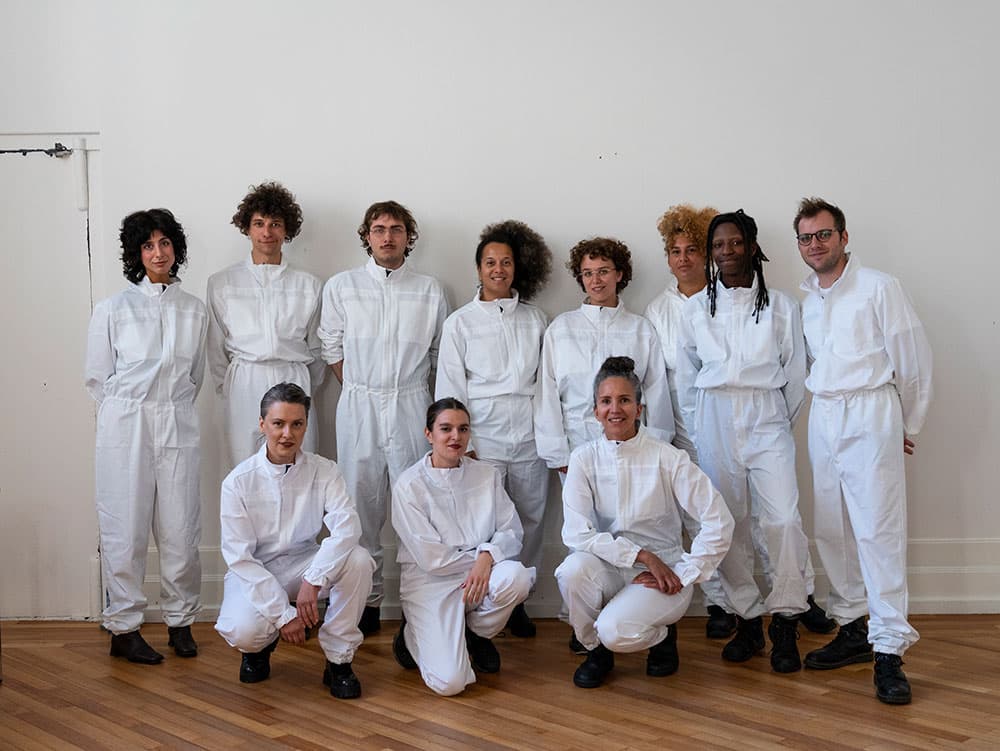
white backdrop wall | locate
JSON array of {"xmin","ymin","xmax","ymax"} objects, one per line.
[{"xmin": 2, "ymin": 0, "xmax": 997, "ymax": 620}]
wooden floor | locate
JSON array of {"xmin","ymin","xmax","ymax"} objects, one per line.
[{"xmin": 1, "ymin": 616, "xmax": 998, "ymax": 750}]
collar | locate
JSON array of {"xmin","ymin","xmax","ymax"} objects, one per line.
[
  {"xmin": 420, "ymin": 451, "xmax": 465, "ymax": 487},
  {"xmin": 474, "ymin": 289, "xmax": 520, "ymax": 314},
  {"xmin": 136, "ymin": 276, "xmax": 175, "ymax": 297},
  {"xmin": 580, "ymin": 297, "xmax": 625, "ymax": 324},
  {"xmin": 258, "ymin": 443, "xmax": 302, "ymax": 476},
  {"xmin": 245, "ymin": 256, "xmax": 287, "ymax": 280},
  {"xmin": 601, "ymin": 424, "xmax": 646, "ymax": 455},
  {"xmin": 365, "ymin": 255, "xmax": 409, "ymax": 282},
  {"xmin": 800, "ymin": 252, "xmax": 856, "ymax": 295}
]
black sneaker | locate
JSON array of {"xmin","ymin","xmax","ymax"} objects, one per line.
[
  {"xmin": 646, "ymin": 624, "xmax": 679, "ymax": 677},
  {"xmin": 873, "ymin": 653, "xmax": 912, "ymax": 705},
  {"xmin": 705, "ymin": 605, "xmax": 737, "ymax": 639},
  {"xmin": 568, "ymin": 632, "xmax": 588, "ymax": 655},
  {"xmin": 799, "ymin": 595, "xmax": 837, "ymax": 634},
  {"xmin": 358, "ymin": 605, "xmax": 381, "ymax": 636},
  {"xmin": 767, "ymin": 614, "xmax": 801, "ymax": 673},
  {"xmin": 392, "ymin": 616, "xmax": 417, "ymax": 670},
  {"xmin": 573, "ymin": 644, "xmax": 614, "ymax": 688},
  {"xmin": 239, "ymin": 638, "xmax": 278, "ymax": 683},
  {"xmin": 506, "ymin": 603, "xmax": 536, "ymax": 638},
  {"xmin": 323, "ymin": 660, "xmax": 362, "ymax": 699},
  {"xmin": 465, "ymin": 628, "xmax": 501, "ymax": 673},
  {"xmin": 167, "ymin": 625, "xmax": 198, "ymax": 658},
  {"xmin": 721, "ymin": 616, "xmax": 765, "ymax": 662},
  {"xmin": 804, "ymin": 616, "xmax": 873, "ymax": 670}
]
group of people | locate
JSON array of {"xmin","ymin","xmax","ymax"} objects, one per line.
[{"xmin": 85, "ymin": 183, "xmax": 932, "ymax": 706}]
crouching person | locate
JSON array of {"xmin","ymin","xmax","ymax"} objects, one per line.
[
  {"xmin": 556, "ymin": 357, "xmax": 734, "ymax": 688},
  {"xmin": 391, "ymin": 398, "xmax": 535, "ymax": 696},
  {"xmin": 215, "ymin": 382, "xmax": 375, "ymax": 699}
]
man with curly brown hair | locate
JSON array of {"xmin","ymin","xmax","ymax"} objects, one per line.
[
  {"xmin": 319, "ymin": 200, "xmax": 449, "ymax": 636},
  {"xmin": 207, "ymin": 182, "xmax": 325, "ymax": 468}
]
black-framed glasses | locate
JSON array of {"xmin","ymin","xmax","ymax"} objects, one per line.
[{"xmin": 796, "ymin": 229, "xmax": 837, "ymax": 246}]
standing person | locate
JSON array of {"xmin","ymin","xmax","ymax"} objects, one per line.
[
  {"xmin": 795, "ymin": 197, "xmax": 932, "ymax": 705},
  {"xmin": 215, "ymin": 383, "xmax": 374, "ymax": 699},
  {"xmin": 319, "ymin": 200, "xmax": 449, "ymax": 636},
  {"xmin": 391, "ymin": 398, "xmax": 534, "ymax": 696},
  {"xmin": 207, "ymin": 181, "xmax": 324, "ymax": 467},
  {"xmin": 676, "ymin": 209, "xmax": 811, "ymax": 673},
  {"xmin": 435, "ymin": 219, "xmax": 552, "ymax": 638},
  {"xmin": 556, "ymin": 357, "xmax": 733, "ymax": 688},
  {"xmin": 85, "ymin": 208, "xmax": 207, "ymax": 663}
]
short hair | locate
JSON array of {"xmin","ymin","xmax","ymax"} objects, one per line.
[
  {"xmin": 119, "ymin": 208, "xmax": 188, "ymax": 284},
  {"xmin": 425, "ymin": 397, "xmax": 470, "ymax": 432},
  {"xmin": 260, "ymin": 382, "xmax": 311, "ymax": 419},
  {"xmin": 231, "ymin": 182, "xmax": 303, "ymax": 240},
  {"xmin": 593, "ymin": 356, "xmax": 643, "ymax": 407},
  {"xmin": 475, "ymin": 220, "xmax": 553, "ymax": 301},
  {"xmin": 358, "ymin": 200, "xmax": 419, "ymax": 256},
  {"xmin": 656, "ymin": 204, "xmax": 718, "ymax": 257},
  {"xmin": 793, "ymin": 196, "xmax": 847, "ymax": 234},
  {"xmin": 566, "ymin": 237, "xmax": 633, "ymax": 294},
  {"xmin": 706, "ymin": 210, "xmax": 770, "ymax": 323}
]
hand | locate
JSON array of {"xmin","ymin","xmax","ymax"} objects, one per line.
[
  {"xmin": 557, "ymin": 466, "xmax": 568, "ymax": 474},
  {"xmin": 295, "ymin": 580, "xmax": 321, "ymax": 629},
  {"xmin": 331, "ymin": 360, "xmax": 344, "ymax": 384},
  {"xmin": 280, "ymin": 616, "xmax": 307, "ymax": 645},
  {"xmin": 462, "ymin": 551, "xmax": 494, "ymax": 606},
  {"xmin": 903, "ymin": 436, "xmax": 915, "ymax": 455},
  {"xmin": 634, "ymin": 550, "xmax": 683, "ymax": 595}
]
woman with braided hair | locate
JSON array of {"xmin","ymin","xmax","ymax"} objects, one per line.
[{"xmin": 676, "ymin": 209, "xmax": 812, "ymax": 674}]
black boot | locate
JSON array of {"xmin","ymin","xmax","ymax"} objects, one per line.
[
  {"xmin": 358, "ymin": 605, "xmax": 381, "ymax": 636},
  {"xmin": 767, "ymin": 614, "xmax": 801, "ymax": 673},
  {"xmin": 873, "ymin": 653, "xmax": 912, "ymax": 705},
  {"xmin": 705, "ymin": 605, "xmax": 737, "ymax": 639},
  {"xmin": 167, "ymin": 625, "xmax": 198, "ymax": 658},
  {"xmin": 646, "ymin": 624, "xmax": 679, "ymax": 677},
  {"xmin": 799, "ymin": 595, "xmax": 837, "ymax": 634},
  {"xmin": 466, "ymin": 628, "xmax": 500, "ymax": 673},
  {"xmin": 323, "ymin": 660, "xmax": 362, "ymax": 699},
  {"xmin": 506, "ymin": 603, "xmax": 536, "ymax": 638},
  {"xmin": 573, "ymin": 644, "xmax": 614, "ymax": 688},
  {"xmin": 110, "ymin": 630, "xmax": 164, "ymax": 665},
  {"xmin": 239, "ymin": 638, "xmax": 278, "ymax": 683},
  {"xmin": 804, "ymin": 616, "xmax": 873, "ymax": 669},
  {"xmin": 568, "ymin": 632, "xmax": 588, "ymax": 655},
  {"xmin": 721, "ymin": 616, "xmax": 765, "ymax": 662},
  {"xmin": 392, "ymin": 615, "xmax": 417, "ymax": 670}
]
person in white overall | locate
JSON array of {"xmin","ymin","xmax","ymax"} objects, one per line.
[
  {"xmin": 435, "ymin": 219, "xmax": 552, "ymax": 639},
  {"xmin": 85, "ymin": 208, "xmax": 207, "ymax": 664}
]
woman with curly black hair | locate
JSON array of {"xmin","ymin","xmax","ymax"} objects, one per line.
[
  {"xmin": 85, "ymin": 208, "xmax": 207, "ymax": 665},
  {"xmin": 435, "ymin": 220, "xmax": 552, "ymax": 637}
]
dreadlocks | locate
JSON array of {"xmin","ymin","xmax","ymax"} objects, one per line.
[{"xmin": 706, "ymin": 209, "xmax": 770, "ymax": 323}]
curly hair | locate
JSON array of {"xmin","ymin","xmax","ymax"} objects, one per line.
[
  {"xmin": 656, "ymin": 204, "xmax": 717, "ymax": 256},
  {"xmin": 358, "ymin": 200, "xmax": 419, "ymax": 256},
  {"xmin": 119, "ymin": 208, "xmax": 188, "ymax": 284},
  {"xmin": 592, "ymin": 355, "xmax": 643, "ymax": 408},
  {"xmin": 706, "ymin": 210, "xmax": 770, "ymax": 323},
  {"xmin": 231, "ymin": 182, "xmax": 303, "ymax": 240},
  {"xmin": 475, "ymin": 220, "xmax": 553, "ymax": 301},
  {"xmin": 565, "ymin": 237, "xmax": 633, "ymax": 293},
  {"xmin": 793, "ymin": 196, "xmax": 846, "ymax": 234}
]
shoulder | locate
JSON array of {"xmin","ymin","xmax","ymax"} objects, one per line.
[
  {"xmin": 285, "ymin": 267, "xmax": 322, "ymax": 290},
  {"xmin": 223, "ymin": 454, "xmax": 261, "ymax": 492},
  {"xmin": 207, "ymin": 261, "xmax": 244, "ymax": 285},
  {"xmin": 394, "ymin": 459, "xmax": 427, "ymax": 493}
]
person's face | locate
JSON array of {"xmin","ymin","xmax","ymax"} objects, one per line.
[
  {"xmin": 797, "ymin": 210, "xmax": 849, "ymax": 278},
  {"xmin": 478, "ymin": 242, "xmax": 515, "ymax": 300},
  {"xmin": 594, "ymin": 376, "xmax": 642, "ymax": 442},
  {"xmin": 248, "ymin": 213, "xmax": 286, "ymax": 262},
  {"xmin": 424, "ymin": 408, "xmax": 471, "ymax": 468},
  {"xmin": 140, "ymin": 230, "xmax": 175, "ymax": 284},
  {"xmin": 367, "ymin": 213, "xmax": 408, "ymax": 270},
  {"xmin": 667, "ymin": 233, "xmax": 706, "ymax": 290},
  {"xmin": 710, "ymin": 222, "xmax": 750, "ymax": 284},
  {"xmin": 579, "ymin": 254, "xmax": 622, "ymax": 307},
  {"xmin": 259, "ymin": 401, "xmax": 308, "ymax": 465}
]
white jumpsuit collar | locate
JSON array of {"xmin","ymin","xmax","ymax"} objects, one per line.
[
  {"xmin": 245, "ymin": 256, "xmax": 288, "ymax": 282},
  {"xmin": 580, "ymin": 297, "xmax": 625, "ymax": 325},
  {"xmin": 800, "ymin": 252, "xmax": 855, "ymax": 295},
  {"xmin": 365, "ymin": 255, "xmax": 410, "ymax": 283},
  {"xmin": 473, "ymin": 289, "xmax": 520, "ymax": 315}
]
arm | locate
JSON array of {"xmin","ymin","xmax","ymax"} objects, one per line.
[
  {"xmin": 534, "ymin": 327, "xmax": 571, "ymax": 469},
  {"xmin": 476, "ymin": 469, "xmax": 523, "ymax": 564},
  {"xmin": 301, "ymin": 462, "xmax": 364, "ymax": 588},
  {"xmin": 426, "ymin": 286, "xmax": 450, "ymax": 391},
  {"xmin": 305, "ymin": 280, "xmax": 326, "ymax": 390},
  {"xmin": 879, "ymin": 279, "xmax": 933, "ymax": 436},
  {"xmin": 318, "ymin": 277, "xmax": 346, "ymax": 369},
  {"xmin": 434, "ymin": 314, "xmax": 477, "ymax": 455},
  {"xmin": 190, "ymin": 302, "xmax": 209, "ymax": 399},
  {"xmin": 84, "ymin": 299, "xmax": 114, "ymax": 404},
  {"xmin": 780, "ymin": 298, "xmax": 807, "ymax": 426},
  {"xmin": 639, "ymin": 326, "xmax": 676, "ymax": 444},
  {"xmin": 674, "ymin": 311, "xmax": 703, "ymax": 448},
  {"xmin": 667, "ymin": 451, "xmax": 734, "ymax": 586},
  {"xmin": 205, "ymin": 278, "xmax": 231, "ymax": 396},
  {"xmin": 391, "ymin": 479, "xmax": 479, "ymax": 577}
]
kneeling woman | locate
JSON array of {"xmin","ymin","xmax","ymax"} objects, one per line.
[
  {"xmin": 392, "ymin": 398, "xmax": 535, "ymax": 696},
  {"xmin": 556, "ymin": 357, "xmax": 734, "ymax": 688}
]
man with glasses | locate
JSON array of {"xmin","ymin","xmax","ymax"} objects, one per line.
[
  {"xmin": 794, "ymin": 197, "xmax": 932, "ymax": 705},
  {"xmin": 319, "ymin": 201, "xmax": 449, "ymax": 637}
]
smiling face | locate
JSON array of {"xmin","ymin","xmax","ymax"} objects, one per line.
[
  {"xmin": 594, "ymin": 376, "xmax": 642, "ymax": 442},
  {"xmin": 710, "ymin": 222, "xmax": 752, "ymax": 287},
  {"xmin": 667, "ymin": 232, "xmax": 707, "ymax": 294},
  {"xmin": 259, "ymin": 401, "xmax": 308, "ymax": 465},
  {"xmin": 478, "ymin": 242, "xmax": 515, "ymax": 301},
  {"xmin": 367, "ymin": 212, "xmax": 408, "ymax": 270},
  {"xmin": 797, "ymin": 210, "xmax": 849, "ymax": 285},
  {"xmin": 579, "ymin": 254, "xmax": 622, "ymax": 307},
  {"xmin": 425, "ymin": 408, "xmax": 471, "ymax": 468},
  {"xmin": 248, "ymin": 213, "xmax": 286, "ymax": 264},
  {"xmin": 140, "ymin": 230, "xmax": 175, "ymax": 284}
]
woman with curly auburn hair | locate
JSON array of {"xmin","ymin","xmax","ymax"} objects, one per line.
[
  {"xmin": 434, "ymin": 219, "xmax": 552, "ymax": 638},
  {"xmin": 85, "ymin": 208, "xmax": 207, "ymax": 665}
]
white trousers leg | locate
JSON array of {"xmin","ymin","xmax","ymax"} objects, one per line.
[
  {"xmin": 400, "ymin": 560, "xmax": 533, "ymax": 696},
  {"xmin": 481, "ymin": 454, "xmax": 548, "ymax": 581},
  {"xmin": 810, "ymin": 389, "xmax": 918, "ymax": 656}
]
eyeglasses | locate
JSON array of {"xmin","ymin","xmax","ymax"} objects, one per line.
[
  {"xmin": 796, "ymin": 229, "xmax": 837, "ymax": 246},
  {"xmin": 579, "ymin": 267, "xmax": 616, "ymax": 281},
  {"xmin": 370, "ymin": 225, "xmax": 406, "ymax": 238}
]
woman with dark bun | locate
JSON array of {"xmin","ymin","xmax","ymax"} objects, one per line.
[
  {"xmin": 390, "ymin": 398, "xmax": 535, "ymax": 696},
  {"xmin": 85, "ymin": 209, "xmax": 207, "ymax": 664},
  {"xmin": 555, "ymin": 357, "xmax": 732, "ymax": 688},
  {"xmin": 435, "ymin": 219, "xmax": 552, "ymax": 638}
]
